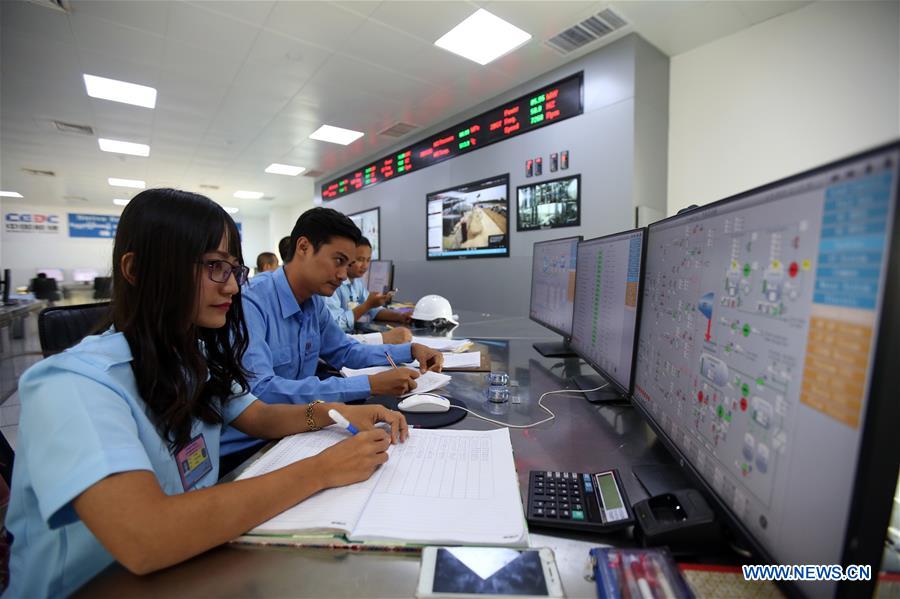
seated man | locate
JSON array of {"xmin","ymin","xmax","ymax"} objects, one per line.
[
  {"xmin": 256, "ymin": 251, "xmax": 279, "ymax": 274},
  {"xmin": 221, "ymin": 208, "xmax": 443, "ymax": 467},
  {"xmin": 324, "ymin": 236, "xmax": 412, "ymax": 345},
  {"xmin": 278, "ymin": 235, "xmax": 293, "ymax": 263}
]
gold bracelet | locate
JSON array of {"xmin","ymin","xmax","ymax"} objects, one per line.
[{"xmin": 306, "ymin": 400, "xmax": 325, "ymax": 431}]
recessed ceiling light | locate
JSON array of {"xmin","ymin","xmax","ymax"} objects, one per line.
[
  {"xmin": 234, "ymin": 190, "xmax": 264, "ymax": 200},
  {"xmin": 98, "ymin": 138, "xmax": 150, "ymax": 157},
  {"xmin": 108, "ymin": 177, "xmax": 145, "ymax": 189},
  {"xmin": 309, "ymin": 124, "xmax": 364, "ymax": 146},
  {"xmin": 83, "ymin": 74, "xmax": 157, "ymax": 109},
  {"xmin": 224, "ymin": 206, "xmax": 240, "ymax": 214},
  {"xmin": 265, "ymin": 163, "xmax": 306, "ymax": 176},
  {"xmin": 0, "ymin": 191, "xmax": 23, "ymax": 198},
  {"xmin": 113, "ymin": 199, "xmax": 130, "ymax": 206},
  {"xmin": 434, "ymin": 9, "xmax": 531, "ymax": 66}
]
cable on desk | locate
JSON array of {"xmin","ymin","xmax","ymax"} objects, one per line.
[{"xmin": 415, "ymin": 384, "xmax": 609, "ymax": 429}]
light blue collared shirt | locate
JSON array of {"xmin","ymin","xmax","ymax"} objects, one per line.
[
  {"xmin": 5, "ymin": 330, "xmax": 256, "ymax": 598},
  {"xmin": 222, "ymin": 268, "xmax": 412, "ymax": 455},
  {"xmin": 323, "ymin": 277, "xmax": 383, "ymax": 332}
]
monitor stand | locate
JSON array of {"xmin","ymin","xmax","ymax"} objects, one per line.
[
  {"xmin": 532, "ymin": 340, "xmax": 577, "ymax": 358},
  {"xmin": 571, "ymin": 374, "xmax": 624, "ymax": 403}
]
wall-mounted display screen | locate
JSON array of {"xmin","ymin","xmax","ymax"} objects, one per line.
[
  {"xmin": 322, "ymin": 73, "xmax": 583, "ymax": 200},
  {"xmin": 347, "ymin": 207, "xmax": 380, "ymax": 259},
  {"xmin": 517, "ymin": 174, "xmax": 580, "ymax": 231},
  {"xmin": 427, "ymin": 175, "xmax": 510, "ymax": 260}
]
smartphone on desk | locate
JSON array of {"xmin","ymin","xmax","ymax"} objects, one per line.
[{"xmin": 416, "ymin": 547, "xmax": 564, "ymax": 598}]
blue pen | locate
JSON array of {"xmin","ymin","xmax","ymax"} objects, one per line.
[{"xmin": 328, "ymin": 409, "xmax": 359, "ymax": 435}]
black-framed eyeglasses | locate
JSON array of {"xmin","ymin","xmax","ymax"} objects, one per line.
[{"xmin": 200, "ymin": 260, "xmax": 250, "ymax": 285}]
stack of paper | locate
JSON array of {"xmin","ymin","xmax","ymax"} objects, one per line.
[{"xmin": 412, "ymin": 336, "xmax": 472, "ymax": 352}]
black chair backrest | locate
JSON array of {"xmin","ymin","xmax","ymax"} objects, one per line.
[
  {"xmin": 93, "ymin": 276, "xmax": 112, "ymax": 300},
  {"xmin": 38, "ymin": 302, "xmax": 110, "ymax": 358},
  {"xmin": 30, "ymin": 277, "xmax": 59, "ymax": 301}
]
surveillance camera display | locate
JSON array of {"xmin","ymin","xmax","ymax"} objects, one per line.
[
  {"xmin": 348, "ymin": 207, "xmax": 380, "ymax": 259},
  {"xmin": 427, "ymin": 174, "xmax": 510, "ymax": 260},
  {"xmin": 517, "ymin": 174, "xmax": 580, "ymax": 231}
]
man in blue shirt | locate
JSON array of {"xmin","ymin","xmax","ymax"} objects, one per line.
[
  {"xmin": 324, "ymin": 236, "xmax": 412, "ymax": 344},
  {"xmin": 221, "ymin": 208, "xmax": 442, "ymax": 465}
]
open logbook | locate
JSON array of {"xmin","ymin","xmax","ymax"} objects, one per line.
[{"xmin": 233, "ymin": 427, "xmax": 528, "ymax": 548}]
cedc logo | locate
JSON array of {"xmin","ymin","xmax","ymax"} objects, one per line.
[{"xmin": 5, "ymin": 213, "xmax": 60, "ymax": 223}]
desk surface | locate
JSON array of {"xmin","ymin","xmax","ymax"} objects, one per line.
[{"xmin": 79, "ymin": 310, "xmax": 680, "ymax": 598}]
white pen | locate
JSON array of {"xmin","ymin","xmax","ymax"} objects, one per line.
[{"xmin": 328, "ymin": 409, "xmax": 359, "ymax": 435}]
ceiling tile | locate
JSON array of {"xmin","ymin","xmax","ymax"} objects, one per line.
[
  {"xmin": 263, "ymin": 1, "xmax": 368, "ymax": 50},
  {"xmin": 185, "ymin": 0, "xmax": 277, "ymax": 26},
  {"xmin": 69, "ymin": 12, "xmax": 166, "ymax": 70},
  {"xmin": 69, "ymin": 0, "xmax": 170, "ymax": 37},
  {"xmin": 244, "ymin": 30, "xmax": 335, "ymax": 80}
]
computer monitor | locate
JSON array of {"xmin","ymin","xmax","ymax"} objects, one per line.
[
  {"xmin": 1, "ymin": 269, "xmax": 10, "ymax": 305},
  {"xmin": 529, "ymin": 236, "xmax": 582, "ymax": 357},
  {"xmin": 72, "ymin": 268, "xmax": 100, "ymax": 283},
  {"xmin": 569, "ymin": 229, "xmax": 646, "ymax": 402},
  {"xmin": 632, "ymin": 142, "xmax": 900, "ymax": 597},
  {"xmin": 367, "ymin": 260, "xmax": 393, "ymax": 294},
  {"xmin": 426, "ymin": 174, "xmax": 510, "ymax": 260},
  {"xmin": 36, "ymin": 268, "xmax": 64, "ymax": 282}
]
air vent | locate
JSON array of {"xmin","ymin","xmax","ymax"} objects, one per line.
[
  {"xmin": 63, "ymin": 195, "xmax": 88, "ymax": 202},
  {"xmin": 303, "ymin": 169, "xmax": 324, "ymax": 178},
  {"xmin": 259, "ymin": 196, "xmax": 275, "ymax": 202},
  {"xmin": 546, "ymin": 8, "xmax": 628, "ymax": 55},
  {"xmin": 379, "ymin": 121, "xmax": 419, "ymax": 138},
  {"xmin": 22, "ymin": 168, "xmax": 56, "ymax": 177},
  {"xmin": 25, "ymin": 0, "xmax": 70, "ymax": 13},
  {"xmin": 53, "ymin": 120, "xmax": 94, "ymax": 135},
  {"xmin": 199, "ymin": 184, "xmax": 220, "ymax": 190}
]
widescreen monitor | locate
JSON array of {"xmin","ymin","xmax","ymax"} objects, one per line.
[
  {"xmin": 426, "ymin": 174, "xmax": 510, "ymax": 260},
  {"xmin": 632, "ymin": 142, "xmax": 900, "ymax": 597},
  {"xmin": 367, "ymin": 260, "xmax": 393, "ymax": 294},
  {"xmin": 529, "ymin": 236, "xmax": 582, "ymax": 357},
  {"xmin": 569, "ymin": 229, "xmax": 646, "ymax": 403},
  {"xmin": 36, "ymin": 268, "xmax": 64, "ymax": 282},
  {"xmin": 72, "ymin": 268, "xmax": 100, "ymax": 283}
]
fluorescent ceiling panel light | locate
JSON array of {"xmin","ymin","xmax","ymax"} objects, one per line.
[
  {"xmin": 0, "ymin": 191, "xmax": 23, "ymax": 198},
  {"xmin": 234, "ymin": 190, "xmax": 263, "ymax": 200},
  {"xmin": 83, "ymin": 74, "xmax": 157, "ymax": 109},
  {"xmin": 434, "ymin": 9, "xmax": 531, "ymax": 65},
  {"xmin": 108, "ymin": 177, "xmax": 145, "ymax": 189},
  {"xmin": 224, "ymin": 206, "xmax": 240, "ymax": 214},
  {"xmin": 309, "ymin": 124, "xmax": 364, "ymax": 146},
  {"xmin": 113, "ymin": 199, "xmax": 130, "ymax": 206},
  {"xmin": 265, "ymin": 163, "xmax": 306, "ymax": 176},
  {"xmin": 98, "ymin": 138, "xmax": 150, "ymax": 157}
]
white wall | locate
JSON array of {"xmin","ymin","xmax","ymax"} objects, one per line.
[
  {"xmin": 667, "ymin": 0, "xmax": 900, "ymax": 215},
  {"xmin": 1, "ymin": 201, "xmax": 270, "ymax": 288}
]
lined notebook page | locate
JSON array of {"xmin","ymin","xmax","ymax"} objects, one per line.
[
  {"xmin": 238, "ymin": 427, "xmax": 386, "ymax": 534},
  {"xmin": 350, "ymin": 428, "xmax": 527, "ymax": 546}
]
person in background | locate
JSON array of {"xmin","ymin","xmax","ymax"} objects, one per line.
[
  {"xmin": 256, "ymin": 252, "xmax": 279, "ymax": 274},
  {"xmin": 221, "ymin": 208, "xmax": 442, "ymax": 471},
  {"xmin": 324, "ymin": 236, "xmax": 412, "ymax": 345},
  {"xmin": 278, "ymin": 236, "xmax": 293, "ymax": 263},
  {"xmin": 3, "ymin": 189, "xmax": 407, "ymax": 597}
]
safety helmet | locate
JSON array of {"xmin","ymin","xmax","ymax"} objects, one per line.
[{"xmin": 412, "ymin": 294, "xmax": 458, "ymax": 327}]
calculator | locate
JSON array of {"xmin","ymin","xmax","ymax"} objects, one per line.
[{"xmin": 526, "ymin": 469, "xmax": 634, "ymax": 533}]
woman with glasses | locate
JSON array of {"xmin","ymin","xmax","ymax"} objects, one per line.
[{"xmin": 4, "ymin": 188, "xmax": 408, "ymax": 597}]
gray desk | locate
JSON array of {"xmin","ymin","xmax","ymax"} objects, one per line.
[
  {"xmin": 79, "ymin": 311, "xmax": 680, "ymax": 598},
  {"xmin": 0, "ymin": 301, "xmax": 44, "ymax": 403}
]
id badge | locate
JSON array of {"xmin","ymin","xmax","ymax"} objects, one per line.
[{"xmin": 176, "ymin": 434, "xmax": 212, "ymax": 491}]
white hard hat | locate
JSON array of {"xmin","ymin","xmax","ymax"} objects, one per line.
[{"xmin": 412, "ymin": 294, "xmax": 458, "ymax": 326}]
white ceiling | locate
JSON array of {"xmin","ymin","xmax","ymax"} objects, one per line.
[{"xmin": 0, "ymin": 0, "xmax": 810, "ymax": 218}]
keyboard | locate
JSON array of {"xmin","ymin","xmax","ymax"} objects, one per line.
[{"xmin": 526, "ymin": 469, "xmax": 634, "ymax": 533}]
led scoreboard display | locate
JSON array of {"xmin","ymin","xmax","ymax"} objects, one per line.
[{"xmin": 321, "ymin": 72, "xmax": 583, "ymax": 200}]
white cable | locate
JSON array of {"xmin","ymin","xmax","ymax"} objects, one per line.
[{"xmin": 414, "ymin": 384, "xmax": 610, "ymax": 429}]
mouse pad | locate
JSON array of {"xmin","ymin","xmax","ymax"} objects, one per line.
[{"xmin": 365, "ymin": 396, "xmax": 468, "ymax": 428}]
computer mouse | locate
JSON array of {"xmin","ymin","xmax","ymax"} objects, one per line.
[{"xmin": 397, "ymin": 394, "xmax": 451, "ymax": 413}]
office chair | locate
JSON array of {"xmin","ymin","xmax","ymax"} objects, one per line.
[
  {"xmin": 92, "ymin": 276, "xmax": 112, "ymax": 300},
  {"xmin": 29, "ymin": 277, "xmax": 61, "ymax": 303},
  {"xmin": 38, "ymin": 302, "xmax": 110, "ymax": 358}
]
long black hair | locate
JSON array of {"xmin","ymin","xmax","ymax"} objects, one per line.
[{"xmin": 109, "ymin": 189, "xmax": 251, "ymax": 451}]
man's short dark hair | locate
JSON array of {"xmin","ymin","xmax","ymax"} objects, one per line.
[
  {"xmin": 256, "ymin": 252, "xmax": 278, "ymax": 271},
  {"xmin": 289, "ymin": 208, "xmax": 361, "ymax": 254},
  {"xmin": 278, "ymin": 236, "xmax": 293, "ymax": 262},
  {"xmin": 357, "ymin": 236, "xmax": 372, "ymax": 249}
]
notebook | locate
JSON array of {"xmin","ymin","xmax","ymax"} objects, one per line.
[
  {"xmin": 340, "ymin": 365, "xmax": 452, "ymax": 397},
  {"xmin": 412, "ymin": 336, "xmax": 472, "ymax": 352},
  {"xmin": 234, "ymin": 427, "xmax": 528, "ymax": 548}
]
